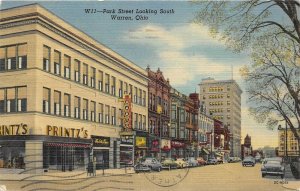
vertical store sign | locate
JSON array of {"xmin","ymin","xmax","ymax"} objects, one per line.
[{"xmin": 123, "ymin": 94, "xmax": 132, "ymax": 131}]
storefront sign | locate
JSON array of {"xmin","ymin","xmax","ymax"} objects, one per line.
[
  {"xmin": 46, "ymin": 125, "xmax": 88, "ymax": 138},
  {"xmin": 92, "ymin": 136, "xmax": 110, "ymax": 147},
  {"xmin": 171, "ymin": 141, "xmax": 185, "ymax": 148},
  {"xmin": 0, "ymin": 124, "xmax": 28, "ymax": 135},
  {"xmin": 122, "ymin": 94, "xmax": 132, "ymax": 131},
  {"xmin": 161, "ymin": 139, "xmax": 171, "ymax": 150},
  {"xmin": 135, "ymin": 136, "xmax": 146, "ymax": 147},
  {"xmin": 120, "ymin": 135, "xmax": 133, "ymax": 145}
]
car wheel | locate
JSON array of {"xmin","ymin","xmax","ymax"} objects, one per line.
[
  {"xmin": 281, "ymin": 174, "xmax": 284, "ymax": 179},
  {"xmin": 158, "ymin": 167, "xmax": 161, "ymax": 172},
  {"xmin": 262, "ymin": 173, "xmax": 265, "ymax": 177}
]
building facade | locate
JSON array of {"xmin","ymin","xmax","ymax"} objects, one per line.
[
  {"xmin": 199, "ymin": 77, "xmax": 242, "ymax": 157},
  {"xmin": 278, "ymin": 128, "xmax": 300, "ymax": 157},
  {"xmin": 241, "ymin": 134, "xmax": 253, "ymax": 160},
  {"xmin": 0, "ymin": 4, "xmax": 148, "ymax": 173},
  {"xmin": 147, "ymin": 67, "xmax": 171, "ymax": 160},
  {"xmin": 214, "ymin": 119, "xmax": 231, "ymax": 161}
]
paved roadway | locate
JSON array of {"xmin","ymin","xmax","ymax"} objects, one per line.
[{"xmin": 1, "ymin": 163, "xmax": 299, "ymax": 191}]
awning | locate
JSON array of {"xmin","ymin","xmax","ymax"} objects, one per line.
[
  {"xmin": 202, "ymin": 149, "xmax": 210, "ymax": 154},
  {"xmin": 46, "ymin": 142, "xmax": 90, "ymax": 148},
  {"xmin": 215, "ymin": 152, "xmax": 223, "ymax": 157}
]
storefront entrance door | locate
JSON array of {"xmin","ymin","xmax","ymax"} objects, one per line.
[{"xmin": 62, "ymin": 147, "xmax": 74, "ymax": 172}]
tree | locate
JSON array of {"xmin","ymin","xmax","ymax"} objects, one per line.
[
  {"xmin": 193, "ymin": 0, "xmax": 300, "ymax": 51},
  {"xmin": 194, "ymin": 0, "xmax": 300, "ymax": 154},
  {"xmin": 240, "ymin": 37, "xmax": 300, "ymax": 156}
]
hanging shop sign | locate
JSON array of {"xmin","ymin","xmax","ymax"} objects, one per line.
[
  {"xmin": 135, "ymin": 136, "xmax": 146, "ymax": 147},
  {"xmin": 120, "ymin": 135, "xmax": 133, "ymax": 145},
  {"xmin": 92, "ymin": 136, "xmax": 110, "ymax": 147},
  {"xmin": 0, "ymin": 124, "xmax": 29, "ymax": 136},
  {"xmin": 161, "ymin": 139, "xmax": 171, "ymax": 151},
  {"xmin": 151, "ymin": 139, "xmax": 159, "ymax": 152},
  {"xmin": 171, "ymin": 141, "xmax": 185, "ymax": 148},
  {"xmin": 46, "ymin": 125, "xmax": 88, "ymax": 138},
  {"xmin": 122, "ymin": 94, "xmax": 132, "ymax": 131}
]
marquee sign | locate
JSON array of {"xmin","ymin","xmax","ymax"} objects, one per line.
[
  {"xmin": 92, "ymin": 136, "xmax": 110, "ymax": 147},
  {"xmin": 123, "ymin": 94, "xmax": 132, "ymax": 131},
  {"xmin": 47, "ymin": 125, "xmax": 88, "ymax": 138},
  {"xmin": 0, "ymin": 124, "xmax": 29, "ymax": 136}
]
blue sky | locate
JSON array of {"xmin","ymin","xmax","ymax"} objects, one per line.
[{"xmin": 1, "ymin": 1, "xmax": 284, "ymax": 149}]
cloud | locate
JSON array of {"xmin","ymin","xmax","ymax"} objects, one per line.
[{"xmin": 123, "ymin": 23, "xmax": 241, "ymax": 86}]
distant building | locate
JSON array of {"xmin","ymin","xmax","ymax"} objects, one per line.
[
  {"xmin": 199, "ymin": 77, "xmax": 242, "ymax": 157},
  {"xmin": 214, "ymin": 119, "xmax": 231, "ymax": 161},
  {"xmin": 241, "ymin": 134, "xmax": 253, "ymax": 159},
  {"xmin": 278, "ymin": 128, "xmax": 300, "ymax": 157}
]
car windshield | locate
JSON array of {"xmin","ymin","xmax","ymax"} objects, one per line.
[
  {"xmin": 244, "ymin": 157, "xmax": 253, "ymax": 160},
  {"xmin": 266, "ymin": 161, "xmax": 281, "ymax": 165}
]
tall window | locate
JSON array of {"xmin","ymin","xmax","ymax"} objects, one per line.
[
  {"xmin": 142, "ymin": 91, "xmax": 146, "ymax": 106},
  {"xmin": 138, "ymin": 114, "xmax": 142, "ymax": 130},
  {"xmin": 139, "ymin": 89, "xmax": 142, "ymax": 105},
  {"xmin": 118, "ymin": 109, "xmax": 123, "ymax": 126},
  {"xmin": 124, "ymin": 82, "xmax": 128, "ymax": 95},
  {"xmin": 43, "ymin": 46, "xmax": 50, "ymax": 71},
  {"xmin": 91, "ymin": 101, "xmax": 96, "ymax": 122},
  {"xmin": 64, "ymin": 94, "xmax": 70, "ymax": 117},
  {"xmin": 7, "ymin": 46, "xmax": 16, "ymax": 70},
  {"xmin": 111, "ymin": 107, "xmax": 116, "ymax": 125},
  {"xmin": 134, "ymin": 113, "xmax": 138, "ymax": 129},
  {"xmin": 64, "ymin": 55, "xmax": 71, "ymax": 79},
  {"xmin": 54, "ymin": 91, "xmax": 61, "ymax": 115},
  {"xmin": 98, "ymin": 70, "xmax": 103, "ymax": 91},
  {"xmin": 17, "ymin": 87, "xmax": 27, "ymax": 112},
  {"xmin": 54, "ymin": 50, "xmax": 61, "ymax": 75},
  {"xmin": 142, "ymin": 115, "xmax": 146, "ymax": 130},
  {"xmin": 171, "ymin": 105, "xmax": 176, "ymax": 120},
  {"xmin": 90, "ymin": 67, "xmax": 95, "ymax": 88},
  {"xmin": 83, "ymin": 99, "xmax": 88, "ymax": 120},
  {"xmin": 129, "ymin": 84, "xmax": 133, "ymax": 101},
  {"xmin": 17, "ymin": 44, "xmax": 27, "ymax": 69},
  {"xmin": 74, "ymin": 60, "xmax": 80, "ymax": 82},
  {"xmin": 83, "ymin": 64, "xmax": 88, "ymax": 85},
  {"xmin": 134, "ymin": 87, "xmax": 138, "ymax": 103},
  {"xmin": 119, "ymin": 80, "xmax": 123, "ymax": 98},
  {"xmin": 105, "ymin": 74, "xmax": 110, "ymax": 93},
  {"xmin": 0, "ymin": 89, "xmax": 4, "ymax": 113},
  {"xmin": 0, "ymin": 48, "xmax": 5, "ymax": 71},
  {"xmin": 98, "ymin": 103, "xmax": 103, "ymax": 123},
  {"xmin": 105, "ymin": 105, "xmax": 110, "ymax": 124},
  {"xmin": 74, "ymin": 96, "xmax": 80, "ymax": 119},
  {"xmin": 6, "ymin": 88, "xmax": 16, "ymax": 112},
  {"xmin": 43, "ymin": 87, "xmax": 50, "ymax": 113},
  {"xmin": 111, "ymin": 76, "xmax": 116, "ymax": 95}
]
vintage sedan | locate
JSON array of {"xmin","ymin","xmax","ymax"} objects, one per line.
[
  {"xmin": 140, "ymin": 157, "xmax": 162, "ymax": 172},
  {"xmin": 161, "ymin": 158, "xmax": 177, "ymax": 169},
  {"xmin": 207, "ymin": 158, "xmax": 218, "ymax": 165},
  {"xmin": 134, "ymin": 163, "xmax": 151, "ymax": 173},
  {"xmin": 187, "ymin": 157, "xmax": 198, "ymax": 167},
  {"xmin": 242, "ymin": 156, "xmax": 255, "ymax": 167},
  {"xmin": 196, "ymin": 157, "xmax": 207, "ymax": 166},
  {"xmin": 175, "ymin": 158, "xmax": 189, "ymax": 168},
  {"xmin": 261, "ymin": 160, "xmax": 285, "ymax": 179}
]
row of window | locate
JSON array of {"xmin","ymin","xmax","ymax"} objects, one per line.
[
  {"xmin": 148, "ymin": 120, "xmax": 169, "ymax": 136},
  {"xmin": 43, "ymin": 45, "xmax": 146, "ymax": 106},
  {"xmin": 0, "ymin": 86, "xmax": 27, "ymax": 113},
  {"xmin": 209, "ymin": 101, "xmax": 231, "ymax": 106},
  {"xmin": 149, "ymin": 93, "xmax": 169, "ymax": 116},
  {"xmin": 0, "ymin": 44, "xmax": 28, "ymax": 71},
  {"xmin": 42, "ymin": 87, "xmax": 146, "ymax": 127}
]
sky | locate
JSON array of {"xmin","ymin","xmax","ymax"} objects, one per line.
[{"xmin": 1, "ymin": 0, "xmax": 285, "ymax": 149}]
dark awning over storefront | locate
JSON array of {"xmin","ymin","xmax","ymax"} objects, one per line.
[{"xmin": 46, "ymin": 142, "xmax": 90, "ymax": 148}]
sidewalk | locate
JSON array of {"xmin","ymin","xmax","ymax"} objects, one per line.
[
  {"xmin": 282, "ymin": 164, "xmax": 300, "ymax": 191},
  {"xmin": 0, "ymin": 167, "xmax": 135, "ymax": 181}
]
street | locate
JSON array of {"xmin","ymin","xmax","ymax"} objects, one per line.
[{"xmin": 1, "ymin": 163, "xmax": 298, "ymax": 191}]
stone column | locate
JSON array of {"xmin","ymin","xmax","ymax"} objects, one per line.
[{"xmin": 25, "ymin": 141, "xmax": 43, "ymax": 174}]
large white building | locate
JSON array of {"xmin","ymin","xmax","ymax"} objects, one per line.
[{"xmin": 199, "ymin": 78, "xmax": 242, "ymax": 157}]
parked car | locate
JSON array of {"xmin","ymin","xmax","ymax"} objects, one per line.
[
  {"xmin": 216, "ymin": 157, "xmax": 223, "ymax": 164},
  {"xmin": 134, "ymin": 163, "xmax": 151, "ymax": 173},
  {"xmin": 235, "ymin": 157, "xmax": 242, "ymax": 162},
  {"xmin": 140, "ymin": 157, "xmax": 162, "ymax": 172},
  {"xmin": 228, "ymin": 157, "xmax": 235, "ymax": 163},
  {"xmin": 255, "ymin": 156, "xmax": 262, "ymax": 163},
  {"xmin": 196, "ymin": 157, "xmax": 207, "ymax": 166},
  {"xmin": 161, "ymin": 158, "xmax": 177, "ymax": 169},
  {"xmin": 207, "ymin": 158, "xmax": 218, "ymax": 165},
  {"xmin": 187, "ymin": 157, "xmax": 198, "ymax": 167},
  {"xmin": 242, "ymin": 156, "xmax": 255, "ymax": 167},
  {"xmin": 261, "ymin": 160, "xmax": 285, "ymax": 179},
  {"xmin": 175, "ymin": 158, "xmax": 189, "ymax": 168}
]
